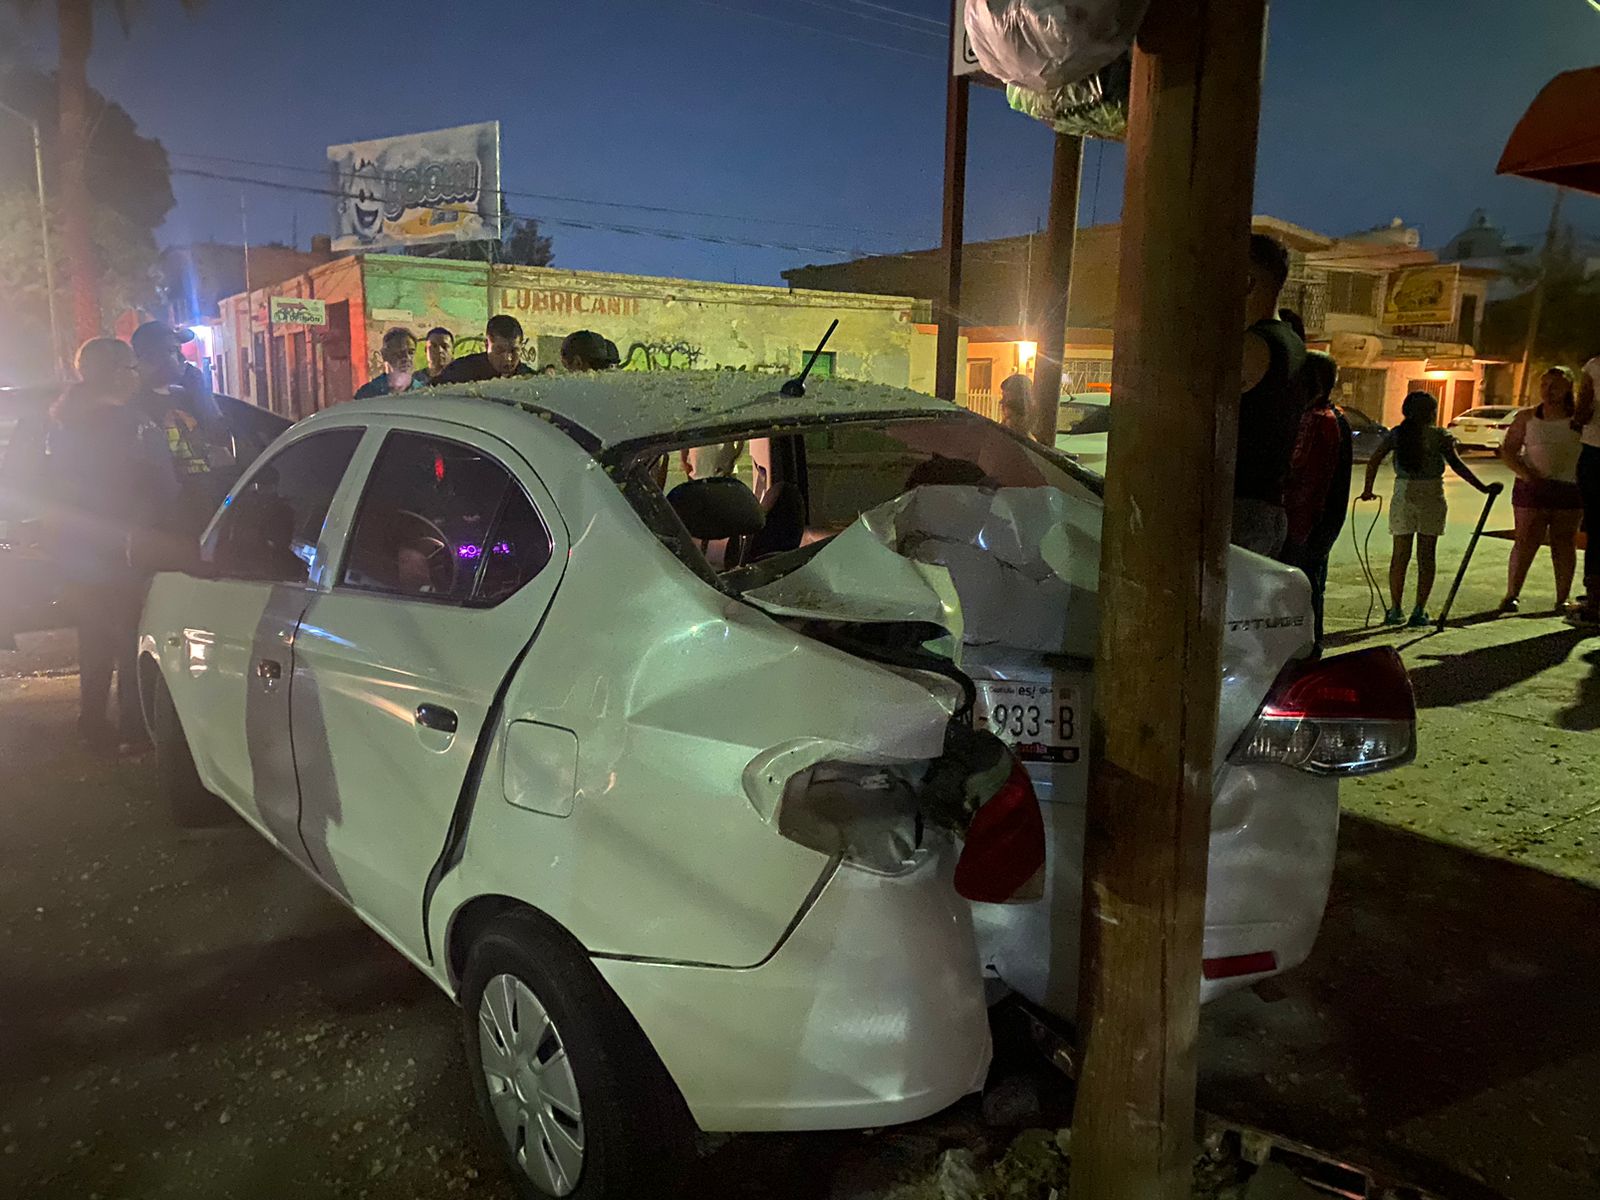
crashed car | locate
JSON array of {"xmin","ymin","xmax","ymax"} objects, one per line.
[{"xmin": 137, "ymin": 374, "xmax": 1416, "ymax": 1200}]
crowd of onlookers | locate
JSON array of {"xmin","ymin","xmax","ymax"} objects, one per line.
[
  {"xmin": 351, "ymin": 315, "xmax": 620, "ymax": 398},
  {"xmin": 987, "ymin": 232, "xmax": 1600, "ymax": 644},
  {"xmin": 33, "ymin": 313, "xmax": 625, "ymax": 756}
]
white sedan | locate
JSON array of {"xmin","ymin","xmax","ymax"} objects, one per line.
[
  {"xmin": 1053, "ymin": 391, "xmax": 1111, "ymax": 471},
  {"xmin": 1447, "ymin": 405, "xmax": 1520, "ymax": 452},
  {"xmin": 138, "ymin": 374, "xmax": 1416, "ymax": 1200}
]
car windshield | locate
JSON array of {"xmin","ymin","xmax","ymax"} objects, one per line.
[
  {"xmin": 628, "ymin": 413, "xmax": 1096, "ymax": 584},
  {"xmin": 1058, "ymin": 401, "xmax": 1112, "ymax": 436},
  {"xmin": 1342, "ymin": 407, "xmax": 1376, "ymax": 430},
  {"xmin": 1460, "ymin": 407, "xmax": 1514, "ymax": 420}
]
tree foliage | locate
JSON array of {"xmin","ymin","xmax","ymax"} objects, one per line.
[
  {"xmin": 1480, "ymin": 227, "xmax": 1600, "ymax": 372},
  {"xmin": 501, "ymin": 217, "xmax": 554, "ymax": 267}
]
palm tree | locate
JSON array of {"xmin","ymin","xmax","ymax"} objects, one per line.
[{"xmin": 11, "ymin": 0, "xmax": 203, "ymax": 344}]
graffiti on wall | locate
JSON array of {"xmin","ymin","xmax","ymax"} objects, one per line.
[{"xmin": 621, "ymin": 340, "xmax": 704, "ymax": 372}]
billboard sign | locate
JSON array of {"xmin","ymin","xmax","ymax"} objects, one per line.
[
  {"xmin": 1382, "ymin": 264, "xmax": 1460, "ymax": 328},
  {"xmin": 328, "ymin": 122, "xmax": 501, "ymax": 252},
  {"xmin": 268, "ymin": 296, "xmax": 327, "ymax": 326}
]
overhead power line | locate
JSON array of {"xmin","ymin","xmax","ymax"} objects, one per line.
[
  {"xmin": 784, "ymin": 0, "xmax": 946, "ymax": 39},
  {"xmin": 686, "ymin": 0, "xmax": 943, "ymax": 61},
  {"xmin": 168, "ymin": 165, "xmax": 893, "ymax": 258},
  {"xmin": 167, "ymin": 150, "xmax": 903, "ymax": 240}
]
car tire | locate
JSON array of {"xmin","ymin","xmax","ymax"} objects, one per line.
[
  {"xmin": 460, "ymin": 910, "xmax": 695, "ymax": 1200},
  {"xmin": 144, "ymin": 666, "xmax": 221, "ymax": 828}
]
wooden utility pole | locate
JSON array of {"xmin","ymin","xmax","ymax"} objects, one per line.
[
  {"xmin": 936, "ymin": 32, "xmax": 971, "ymax": 402},
  {"xmin": 1072, "ymin": 0, "xmax": 1269, "ymax": 1196},
  {"xmin": 1028, "ymin": 133, "xmax": 1084, "ymax": 443},
  {"xmin": 1516, "ymin": 187, "xmax": 1565, "ymax": 405}
]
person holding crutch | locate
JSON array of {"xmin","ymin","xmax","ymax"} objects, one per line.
[{"xmin": 1360, "ymin": 390, "xmax": 1500, "ymax": 628}]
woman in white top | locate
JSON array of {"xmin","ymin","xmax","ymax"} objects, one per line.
[
  {"xmin": 1575, "ymin": 357, "xmax": 1600, "ymax": 625},
  {"xmin": 1499, "ymin": 366, "xmax": 1584, "ymax": 612}
]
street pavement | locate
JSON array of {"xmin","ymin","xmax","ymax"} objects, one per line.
[{"xmin": 3, "ymin": 455, "xmax": 1599, "ymax": 1198}]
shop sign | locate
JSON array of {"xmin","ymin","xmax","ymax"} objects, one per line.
[
  {"xmin": 269, "ymin": 297, "xmax": 327, "ymax": 326},
  {"xmin": 328, "ymin": 121, "xmax": 501, "ymax": 252},
  {"xmin": 1382, "ymin": 264, "xmax": 1460, "ymax": 327},
  {"xmin": 498, "ymin": 287, "xmax": 643, "ymax": 319}
]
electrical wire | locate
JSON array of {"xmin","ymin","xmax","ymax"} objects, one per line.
[
  {"xmin": 685, "ymin": 0, "xmax": 943, "ymax": 60},
  {"xmin": 783, "ymin": 0, "xmax": 946, "ymax": 39},
  {"xmin": 167, "ymin": 164, "xmax": 886, "ymax": 257},
  {"xmin": 166, "ymin": 150, "xmax": 905, "ymax": 240},
  {"xmin": 1350, "ymin": 493, "xmax": 1386, "ymax": 628}
]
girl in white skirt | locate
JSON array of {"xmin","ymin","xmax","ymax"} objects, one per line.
[{"xmin": 1360, "ymin": 391, "xmax": 1501, "ymax": 627}]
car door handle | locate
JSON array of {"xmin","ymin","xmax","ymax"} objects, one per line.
[
  {"xmin": 415, "ymin": 704, "xmax": 458, "ymax": 734},
  {"xmin": 255, "ymin": 658, "xmax": 282, "ymax": 682}
]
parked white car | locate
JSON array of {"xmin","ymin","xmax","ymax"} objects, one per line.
[
  {"xmin": 1447, "ymin": 405, "xmax": 1520, "ymax": 452},
  {"xmin": 138, "ymin": 375, "xmax": 1416, "ymax": 1200},
  {"xmin": 1053, "ymin": 391, "xmax": 1111, "ymax": 471}
]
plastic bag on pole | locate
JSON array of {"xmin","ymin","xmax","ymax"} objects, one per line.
[
  {"xmin": 1006, "ymin": 54, "xmax": 1131, "ymax": 141},
  {"xmin": 962, "ymin": 0, "xmax": 1149, "ymax": 93}
]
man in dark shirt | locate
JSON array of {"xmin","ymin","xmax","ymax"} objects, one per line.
[
  {"xmin": 432, "ymin": 314, "xmax": 537, "ymax": 384},
  {"xmin": 1233, "ymin": 233, "xmax": 1307, "ymax": 557}
]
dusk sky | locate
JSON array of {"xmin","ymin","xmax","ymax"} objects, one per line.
[{"xmin": 15, "ymin": 0, "xmax": 1600, "ymax": 284}]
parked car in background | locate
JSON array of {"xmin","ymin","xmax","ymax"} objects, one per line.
[
  {"xmin": 1341, "ymin": 406, "xmax": 1389, "ymax": 463},
  {"xmin": 0, "ymin": 385, "xmax": 288, "ymax": 648},
  {"xmin": 139, "ymin": 374, "xmax": 1417, "ymax": 1200},
  {"xmin": 1447, "ymin": 405, "xmax": 1520, "ymax": 452},
  {"xmin": 1054, "ymin": 391, "xmax": 1111, "ymax": 472}
]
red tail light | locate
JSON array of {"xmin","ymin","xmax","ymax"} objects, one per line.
[
  {"xmin": 1231, "ymin": 647, "xmax": 1416, "ymax": 776},
  {"xmin": 954, "ymin": 758, "xmax": 1045, "ymax": 903}
]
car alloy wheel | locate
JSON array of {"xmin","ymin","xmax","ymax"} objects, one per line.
[{"xmin": 477, "ymin": 973, "xmax": 585, "ymax": 1196}]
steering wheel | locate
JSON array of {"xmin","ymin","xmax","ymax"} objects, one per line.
[{"xmin": 394, "ymin": 509, "xmax": 458, "ymax": 595}]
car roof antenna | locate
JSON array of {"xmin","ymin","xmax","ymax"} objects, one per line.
[{"xmin": 781, "ymin": 318, "xmax": 839, "ymax": 398}]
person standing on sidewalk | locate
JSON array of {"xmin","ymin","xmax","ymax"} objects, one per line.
[
  {"xmin": 1232, "ymin": 234, "xmax": 1307, "ymax": 556},
  {"xmin": 423, "ymin": 327, "xmax": 456, "ymax": 383},
  {"xmin": 354, "ymin": 328, "xmax": 428, "ymax": 399},
  {"xmin": 1571, "ymin": 355, "xmax": 1600, "ymax": 625},
  {"xmin": 998, "ymin": 374, "xmax": 1034, "ymax": 438},
  {"xmin": 47, "ymin": 338, "xmax": 179, "ymax": 755},
  {"xmin": 1281, "ymin": 351, "xmax": 1352, "ymax": 649},
  {"xmin": 1499, "ymin": 366, "xmax": 1584, "ymax": 614},
  {"xmin": 1360, "ymin": 390, "xmax": 1500, "ymax": 628}
]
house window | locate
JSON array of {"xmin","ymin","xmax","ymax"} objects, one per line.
[
  {"xmin": 804, "ymin": 349, "xmax": 836, "ymax": 378},
  {"xmin": 967, "ymin": 358, "xmax": 994, "ymax": 395},
  {"xmin": 1326, "ymin": 271, "xmax": 1378, "ymax": 316}
]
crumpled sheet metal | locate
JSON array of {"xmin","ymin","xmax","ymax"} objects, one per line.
[{"xmin": 745, "ymin": 486, "xmax": 1101, "ymax": 658}]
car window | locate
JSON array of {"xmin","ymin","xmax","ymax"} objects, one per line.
[
  {"xmin": 339, "ymin": 431, "xmax": 551, "ymax": 605},
  {"xmin": 796, "ymin": 417, "xmax": 1087, "ymax": 536},
  {"xmin": 204, "ymin": 428, "xmax": 363, "ymax": 582},
  {"xmin": 1060, "ymin": 404, "xmax": 1112, "ymax": 436}
]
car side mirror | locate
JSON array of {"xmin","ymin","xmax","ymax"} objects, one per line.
[{"xmin": 666, "ymin": 477, "xmax": 766, "ymax": 541}]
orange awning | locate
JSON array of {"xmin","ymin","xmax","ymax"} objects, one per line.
[{"xmin": 1498, "ymin": 66, "xmax": 1600, "ymax": 194}]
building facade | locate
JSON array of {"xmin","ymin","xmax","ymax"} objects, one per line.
[
  {"xmin": 215, "ymin": 256, "xmax": 933, "ymax": 418},
  {"xmin": 787, "ymin": 216, "xmax": 1501, "ymax": 428}
]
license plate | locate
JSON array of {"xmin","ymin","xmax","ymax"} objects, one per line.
[{"xmin": 974, "ymin": 679, "xmax": 1082, "ymax": 764}]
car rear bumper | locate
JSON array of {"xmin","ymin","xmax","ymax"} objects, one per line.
[
  {"xmin": 594, "ymin": 845, "xmax": 992, "ymax": 1133},
  {"xmin": 971, "ymin": 764, "xmax": 1341, "ymax": 1015}
]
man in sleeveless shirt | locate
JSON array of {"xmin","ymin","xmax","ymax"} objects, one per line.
[{"xmin": 1232, "ymin": 234, "xmax": 1307, "ymax": 557}]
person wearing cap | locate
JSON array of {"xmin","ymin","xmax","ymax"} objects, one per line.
[
  {"xmin": 560, "ymin": 329, "xmax": 620, "ymax": 372},
  {"xmin": 130, "ymin": 320, "xmax": 226, "ymax": 532},
  {"xmin": 354, "ymin": 328, "xmax": 428, "ymax": 399},
  {"xmin": 433, "ymin": 315, "xmax": 538, "ymax": 384},
  {"xmin": 423, "ymin": 327, "xmax": 455, "ymax": 383},
  {"xmin": 49, "ymin": 338, "xmax": 181, "ymax": 754}
]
